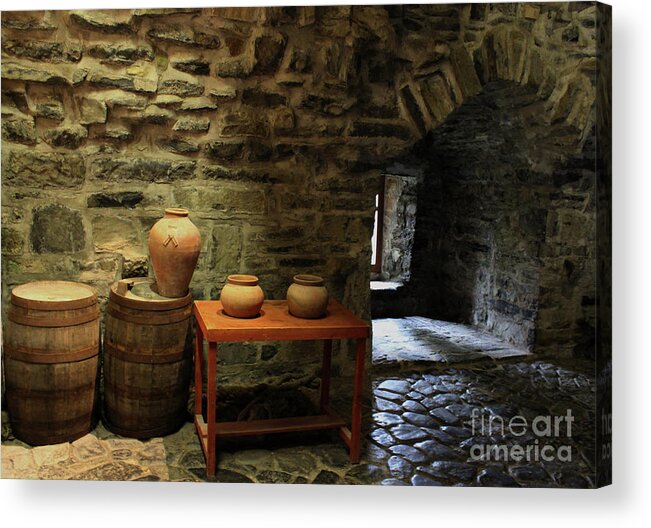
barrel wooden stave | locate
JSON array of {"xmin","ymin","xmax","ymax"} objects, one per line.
[
  {"xmin": 103, "ymin": 279, "xmax": 192, "ymax": 438},
  {"xmin": 4, "ymin": 281, "xmax": 100, "ymax": 446},
  {"xmin": 4, "ymin": 356, "xmax": 99, "ymax": 444}
]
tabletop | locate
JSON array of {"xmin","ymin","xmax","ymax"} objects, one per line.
[{"xmin": 193, "ymin": 299, "xmax": 370, "ymax": 342}]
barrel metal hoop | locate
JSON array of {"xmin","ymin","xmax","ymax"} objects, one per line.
[
  {"xmin": 8, "ymin": 307, "xmax": 100, "ymax": 328},
  {"xmin": 102, "ymin": 417, "xmax": 184, "ymax": 439},
  {"xmin": 109, "ymin": 287, "xmax": 192, "ymax": 311},
  {"xmin": 103, "ymin": 379, "xmax": 187, "ymax": 401},
  {"xmin": 11, "ymin": 291, "xmax": 98, "ymax": 311},
  {"xmin": 4, "ymin": 343, "xmax": 99, "ymax": 364},
  {"xmin": 104, "ymin": 342, "xmax": 189, "ymax": 364},
  {"xmin": 106, "ymin": 305, "xmax": 191, "ymax": 326},
  {"xmin": 5, "ymin": 381, "xmax": 96, "ymax": 398},
  {"xmin": 11, "ymin": 413, "xmax": 93, "ymax": 430}
]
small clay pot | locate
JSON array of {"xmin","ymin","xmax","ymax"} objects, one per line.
[
  {"xmin": 220, "ymin": 275, "xmax": 264, "ymax": 318},
  {"xmin": 287, "ymin": 274, "xmax": 329, "ymax": 319},
  {"xmin": 148, "ymin": 208, "xmax": 201, "ymax": 298}
]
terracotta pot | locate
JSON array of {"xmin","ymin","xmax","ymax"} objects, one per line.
[
  {"xmin": 148, "ymin": 208, "xmax": 201, "ymax": 298},
  {"xmin": 287, "ymin": 274, "xmax": 329, "ymax": 319},
  {"xmin": 220, "ymin": 275, "xmax": 264, "ymax": 318}
]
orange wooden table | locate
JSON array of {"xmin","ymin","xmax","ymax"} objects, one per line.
[{"xmin": 192, "ymin": 299, "xmax": 370, "ymax": 477}]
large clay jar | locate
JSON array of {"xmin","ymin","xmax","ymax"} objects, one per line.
[
  {"xmin": 220, "ymin": 275, "xmax": 265, "ymax": 318},
  {"xmin": 148, "ymin": 208, "xmax": 201, "ymax": 298},
  {"xmin": 287, "ymin": 274, "xmax": 329, "ymax": 319}
]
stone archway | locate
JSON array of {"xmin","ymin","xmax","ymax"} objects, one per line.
[{"xmin": 363, "ymin": 5, "xmax": 601, "ymax": 358}]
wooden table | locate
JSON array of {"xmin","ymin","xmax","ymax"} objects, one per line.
[{"xmin": 193, "ymin": 299, "xmax": 370, "ymax": 477}]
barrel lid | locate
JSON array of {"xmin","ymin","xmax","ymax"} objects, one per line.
[
  {"xmin": 110, "ymin": 278, "xmax": 192, "ymax": 311},
  {"xmin": 11, "ymin": 281, "xmax": 97, "ymax": 310}
]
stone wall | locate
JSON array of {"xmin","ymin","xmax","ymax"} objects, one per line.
[
  {"xmin": 1, "ymin": 2, "xmax": 605, "ymax": 398},
  {"xmin": 0, "ymin": 6, "xmax": 403, "ymax": 392},
  {"xmin": 407, "ymin": 80, "xmax": 596, "ymax": 355},
  {"xmin": 377, "ymin": 173, "xmax": 419, "ymax": 283},
  {"xmin": 371, "ymin": 2, "xmax": 602, "ymax": 357}
]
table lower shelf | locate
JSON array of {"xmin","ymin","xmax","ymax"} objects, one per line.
[
  {"xmin": 193, "ymin": 409, "xmax": 354, "ymax": 459},
  {"xmin": 195, "ymin": 411, "xmax": 347, "ymax": 437}
]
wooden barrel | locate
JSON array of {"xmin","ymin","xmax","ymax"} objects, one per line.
[
  {"xmin": 103, "ymin": 277, "xmax": 193, "ymax": 438},
  {"xmin": 4, "ymin": 281, "xmax": 100, "ymax": 445}
]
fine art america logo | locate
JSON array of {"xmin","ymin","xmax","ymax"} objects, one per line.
[{"xmin": 469, "ymin": 408, "xmax": 574, "ymax": 462}]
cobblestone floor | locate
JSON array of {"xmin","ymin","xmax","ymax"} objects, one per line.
[{"xmin": 2, "ymin": 319, "xmax": 596, "ymax": 487}]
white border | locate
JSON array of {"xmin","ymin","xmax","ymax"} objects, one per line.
[{"xmin": 1, "ymin": 0, "xmax": 650, "ymax": 526}]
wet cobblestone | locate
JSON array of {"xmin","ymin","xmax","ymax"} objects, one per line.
[{"xmin": 367, "ymin": 360, "xmax": 596, "ymax": 487}]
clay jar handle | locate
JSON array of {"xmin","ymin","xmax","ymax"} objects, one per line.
[{"xmin": 162, "ymin": 234, "xmax": 179, "ymax": 247}]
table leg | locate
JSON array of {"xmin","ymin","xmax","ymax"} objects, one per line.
[
  {"xmin": 320, "ymin": 340, "xmax": 332, "ymax": 412},
  {"xmin": 206, "ymin": 341, "xmax": 217, "ymax": 477},
  {"xmin": 193, "ymin": 322, "xmax": 204, "ymax": 415},
  {"xmin": 350, "ymin": 337, "xmax": 366, "ymax": 463}
]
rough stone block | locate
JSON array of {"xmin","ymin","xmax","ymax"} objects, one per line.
[
  {"xmin": 400, "ymin": 84, "xmax": 428, "ymax": 135},
  {"xmin": 90, "ymin": 157, "xmax": 196, "ymax": 182},
  {"xmin": 449, "ymin": 44, "xmax": 482, "ymax": 98},
  {"xmin": 2, "ymin": 39, "xmax": 82, "ymax": 63},
  {"xmin": 173, "ymin": 186, "xmax": 266, "ymax": 216},
  {"xmin": 205, "ymin": 141, "xmax": 245, "ymax": 161},
  {"xmin": 122, "ymin": 252, "xmax": 148, "ymax": 278},
  {"xmin": 70, "ymin": 10, "xmax": 134, "ymax": 34},
  {"xmin": 211, "ymin": 7, "xmax": 261, "ymax": 22},
  {"xmin": 179, "ymin": 97, "xmax": 217, "ymax": 112},
  {"xmin": 102, "ymin": 126, "xmax": 133, "ymax": 141},
  {"xmin": 1, "ymin": 11, "xmax": 56, "ymax": 31},
  {"xmin": 73, "ymin": 68, "xmax": 89, "ymax": 85},
  {"xmin": 298, "ymin": 6, "xmax": 316, "ymax": 27},
  {"xmin": 301, "ymin": 93, "xmax": 355, "ymax": 116},
  {"xmin": 211, "ymin": 224, "xmax": 243, "ymax": 273},
  {"xmin": 242, "ymin": 88, "xmax": 288, "ymax": 108},
  {"xmin": 142, "ymin": 105, "xmax": 175, "ymax": 124},
  {"xmin": 157, "ymin": 137, "xmax": 200, "ymax": 154},
  {"xmin": 521, "ymin": 5, "xmax": 540, "ymax": 20},
  {"xmin": 79, "ymin": 97, "xmax": 107, "ymax": 125},
  {"xmin": 173, "ymin": 116, "xmax": 210, "ymax": 132},
  {"xmin": 273, "ymin": 109, "xmax": 295, "ymax": 133},
  {"xmin": 34, "ymin": 100, "xmax": 65, "ymax": 121},
  {"xmin": 3, "ymin": 149, "xmax": 85, "ymax": 188},
  {"xmin": 421, "ymin": 74, "xmax": 456, "ymax": 123},
  {"xmin": 246, "ymin": 142, "xmax": 273, "ymax": 162},
  {"xmin": 92, "ymin": 215, "xmax": 140, "ymax": 252},
  {"xmin": 1, "ymin": 226, "xmax": 24, "ymax": 255},
  {"xmin": 216, "ymin": 59, "xmax": 253, "ymax": 79},
  {"xmin": 158, "ymin": 79, "xmax": 204, "ymax": 96},
  {"xmin": 150, "ymin": 94, "xmax": 180, "ymax": 107},
  {"xmin": 1, "ymin": 114, "xmax": 37, "ymax": 144},
  {"xmin": 88, "ymin": 69, "xmax": 157, "ymax": 94},
  {"xmin": 133, "ymin": 8, "xmax": 201, "ymax": 17},
  {"xmin": 2, "ymin": 62, "xmax": 70, "ymax": 85},
  {"xmin": 90, "ymin": 90, "xmax": 147, "ymax": 109},
  {"xmin": 220, "ymin": 109, "xmax": 269, "ymax": 137},
  {"xmin": 87, "ymin": 192, "xmax": 144, "ymax": 208},
  {"xmin": 209, "ymin": 86, "xmax": 237, "ymax": 101},
  {"xmin": 87, "ymin": 43, "xmax": 154, "ymax": 64},
  {"xmin": 349, "ymin": 120, "xmax": 413, "ymax": 140},
  {"xmin": 172, "ymin": 59, "xmax": 210, "ymax": 75},
  {"xmin": 202, "ymin": 165, "xmax": 276, "ymax": 184},
  {"xmin": 252, "ymin": 31, "xmax": 287, "ymax": 75},
  {"xmin": 31, "ymin": 204, "xmax": 85, "ymax": 253},
  {"xmin": 146, "ymin": 26, "xmax": 220, "ymax": 48},
  {"xmin": 44, "ymin": 124, "xmax": 88, "ymax": 149}
]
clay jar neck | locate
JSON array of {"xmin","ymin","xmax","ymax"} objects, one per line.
[
  {"xmin": 227, "ymin": 274, "xmax": 259, "ymax": 286},
  {"xmin": 164, "ymin": 208, "xmax": 190, "ymax": 219},
  {"xmin": 293, "ymin": 274, "xmax": 324, "ymax": 287}
]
